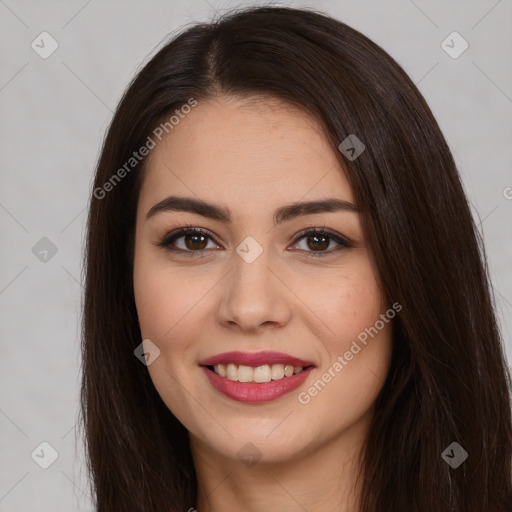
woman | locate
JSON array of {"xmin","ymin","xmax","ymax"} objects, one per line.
[{"xmin": 80, "ymin": 5, "xmax": 512, "ymax": 511}]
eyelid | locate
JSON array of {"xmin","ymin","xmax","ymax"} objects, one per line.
[
  {"xmin": 156, "ymin": 224, "xmax": 219, "ymax": 250},
  {"xmin": 156, "ymin": 224, "xmax": 354, "ymax": 256},
  {"xmin": 292, "ymin": 226, "xmax": 353, "ymax": 247}
]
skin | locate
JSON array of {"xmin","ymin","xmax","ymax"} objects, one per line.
[{"xmin": 133, "ymin": 94, "xmax": 394, "ymax": 512}]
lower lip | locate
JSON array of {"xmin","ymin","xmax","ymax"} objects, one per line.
[{"xmin": 201, "ymin": 366, "xmax": 315, "ymax": 403}]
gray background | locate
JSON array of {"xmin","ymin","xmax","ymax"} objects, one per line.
[{"xmin": 1, "ymin": 0, "xmax": 511, "ymax": 510}]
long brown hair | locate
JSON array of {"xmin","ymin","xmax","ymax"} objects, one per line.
[{"xmin": 80, "ymin": 5, "xmax": 512, "ymax": 511}]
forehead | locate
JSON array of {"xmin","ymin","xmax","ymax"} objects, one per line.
[{"xmin": 139, "ymin": 95, "xmax": 354, "ymax": 213}]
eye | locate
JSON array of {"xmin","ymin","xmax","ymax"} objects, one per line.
[
  {"xmin": 156, "ymin": 225, "xmax": 353, "ymax": 258},
  {"xmin": 290, "ymin": 227, "xmax": 353, "ymax": 258},
  {"xmin": 157, "ymin": 225, "xmax": 219, "ymax": 256}
]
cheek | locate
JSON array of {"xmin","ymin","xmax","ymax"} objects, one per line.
[
  {"xmin": 303, "ymin": 261, "xmax": 392, "ymax": 396},
  {"xmin": 305, "ymin": 262, "xmax": 384, "ymax": 352},
  {"xmin": 296, "ymin": 271, "xmax": 392, "ymax": 437},
  {"xmin": 133, "ymin": 252, "xmax": 202, "ymax": 342},
  {"xmin": 133, "ymin": 269, "xmax": 171, "ymax": 340},
  {"xmin": 132, "ymin": 254, "xmax": 205, "ymax": 424}
]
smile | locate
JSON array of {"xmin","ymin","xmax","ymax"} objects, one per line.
[
  {"xmin": 199, "ymin": 351, "xmax": 316, "ymax": 403},
  {"xmin": 210, "ymin": 363, "xmax": 305, "ymax": 382}
]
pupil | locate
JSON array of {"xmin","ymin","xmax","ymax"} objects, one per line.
[
  {"xmin": 308, "ymin": 234, "xmax": 328, "ymax": 251},
  {"xmin": 186, "ymin": 234, "xmax": 207, "ymax": 250}
]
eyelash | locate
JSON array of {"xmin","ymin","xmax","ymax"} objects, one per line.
[{"xmin": 156, "ymin": 223, "xmax": 353, "ymax": 258}]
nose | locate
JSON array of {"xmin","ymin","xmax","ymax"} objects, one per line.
[{"xmin": 215, "ymin": 249, "xmax": 293, "ymax": 332}]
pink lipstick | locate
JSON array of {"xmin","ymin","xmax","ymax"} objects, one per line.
[{"xmin": 199, "ymin": 351, "xmax": 316, "ymax": 403}]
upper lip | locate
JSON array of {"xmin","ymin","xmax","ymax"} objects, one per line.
[{"xmin": 199, "ymin": 351, "xmax": 316, "ymax": 368}]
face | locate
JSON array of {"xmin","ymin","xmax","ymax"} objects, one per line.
[{"xmin": 133, "ymin": 94, "xmax": 394, "ymax": 465}]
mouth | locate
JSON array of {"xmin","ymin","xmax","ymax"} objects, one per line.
[{"xmin": 198, "ymin": 351, "xmax": 316, "ymax": 403}]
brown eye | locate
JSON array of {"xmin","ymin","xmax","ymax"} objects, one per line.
[
  {"xmin": 182, "ymin": 232, "xmax": 208, "ymax": 251},
  {"xmin": 158, "ymin": 227, "xmax": 219, "ymax": 255},
  {"xmin": 157, "ymin": 226, "xmax": 352, "ymax": 258},
  {"xmin": 291, "ymin": 228, "xmax": 353, "ymax": 258},
  {"xmin": 305, "ymin": 233, "xmax": 330, "ymax": 251}
]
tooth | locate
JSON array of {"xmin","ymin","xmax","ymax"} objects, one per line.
[
  {"xmin": 254, "ymin": 365, "xmax": 272, "ymax": 383},
  {"xmin": 238, "ymin": 365, "xmax": 254, "ymax": 382},
  {"xmin": 271, "ymin": 364, "xmax": 285, "ymax": 380},
  {"xmin": 226, "ymin": 363, "xmax": 238, "ymax": 381},
  {"xmin": 214, "ymin": 363, "xmax": 305, "ymax": 380}
]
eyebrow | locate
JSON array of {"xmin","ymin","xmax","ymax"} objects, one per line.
[{"xmin": 145, "ymin": 195, "xmax": 359, "ymax": 225}]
